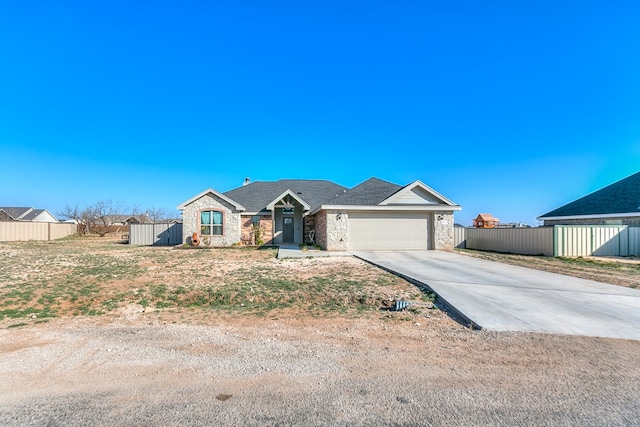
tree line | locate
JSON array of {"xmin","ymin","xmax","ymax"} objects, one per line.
[{"xmin": 58, "ymin": 201, "xmax": 173, "ymax": 237}]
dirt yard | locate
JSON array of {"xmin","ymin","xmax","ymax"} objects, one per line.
[{"xmin": 1, "ymin": 238, "xmax": 639, "ymax": 426}]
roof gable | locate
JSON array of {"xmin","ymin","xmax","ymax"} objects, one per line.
[
  {"xmin": 475, "ymin": 213, "xmax": 499, "ymax": 221},
  {"xmin": 21, "ymin": 209, "xmax": 59, "ymax": 222},
  {"xmin": 309, "ymin": 177, "xmax": 461, "ymax": 214},
  {"xmin": 177, "ymin": 188, "xmax": 245, "ymax": 211},
  {"xmin": 380, "ymin": 180, "xmax": 458, "ymax": 206},
  {"xmin": 266, "ymin": 189, "xmax": 311, "ymax": 211},
  {"xmin": 539, "ymin": 171, "xmax": 640, "ymax": 218},
  {"xmin": 20, "ymin": 209, "xmax": 44, "ymax": 221},
  {"xmin": 0, "ymin": 207, "xmax": 32, "ymax": 220},
  {"xmin": 223, "ymin": 179, "xmax": 347, "ymax": 212},
  {"xmin": 324, "ymin": 177, "xmax": 402, "ymax": 206}
]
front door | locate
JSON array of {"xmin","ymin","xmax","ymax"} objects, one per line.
[{"xmin": 283, "ymin": 217, "xmax": 294, "ymax": 243}]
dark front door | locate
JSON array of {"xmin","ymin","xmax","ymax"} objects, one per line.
[{"xmin": 283, "ymin": 217, "xmax": 294, "ymax": 242}]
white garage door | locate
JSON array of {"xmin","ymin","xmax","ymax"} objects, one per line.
[{"xmin": 347, "ymin": 212, "xmax": 432, "ymax": 251}]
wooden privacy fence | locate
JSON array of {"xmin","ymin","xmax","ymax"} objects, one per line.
[
  {"xmin": 0, "ymin": 222, "xmax": 78, "ymax": 241},
  {"xmin": 129, "ymin": 223, "xmax": 183, "ymax": 246},
  {"xmin": 458, "ymin": 225, "xmax": 640, "ymax": 257}
]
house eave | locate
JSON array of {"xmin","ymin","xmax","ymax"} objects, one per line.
[
  {"xmin": 17, "ymin": 208, "xmax": 34, "ymax": 220},
  {"xmin": 310, "ymin": 204, "xmax": 462, "ymax": 215},
  {"xmin": 537, "ymin": 212, "xmax": 640, "ymax": 221},
  {"xmin": 177, "ymin": 188, "xmax": 245, "ymax": 211},
  {"xmin": 0, "ymin": 209, "xmax": 16, "ymax": 220},
  {"xmin": 379, "ymin": 180, "xmax": 458, "ymax": 206},
  {"xmin": 265, "ymin": 189, "xmax": 311, "ymax": 211}
]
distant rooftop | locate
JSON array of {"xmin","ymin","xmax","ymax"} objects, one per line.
[{"xmin": 539, "ymin": 171, "xmax": 640, "ymax": 218}]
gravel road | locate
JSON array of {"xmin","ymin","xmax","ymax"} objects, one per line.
[{"xmin": 1, "ymin": 309, "xmax": 639, "ymax": 427}]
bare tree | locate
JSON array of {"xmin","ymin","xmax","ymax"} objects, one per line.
[
  {"xmin": 57, "ymin": 204, "xmax": 86, "ymax": 234},
  {"xmin": 58, "ymin": 204, "xmax": 81, "ymax": 223},
  {"xmin": 58, "ymin": 201, "xmax": 128, "ymax": 236},
  {"xmin": 85, "ymin": 200, "xmax": 126, "ymax": 237},
  {"xmin": 145, "ymin": 206, "xmax": 170, "ymax": 223}
]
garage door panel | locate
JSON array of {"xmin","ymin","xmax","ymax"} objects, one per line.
[{"xmin": 348, "ymin": 212, "xmax": 431, "ymax": 251}]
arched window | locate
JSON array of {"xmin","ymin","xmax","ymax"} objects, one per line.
[{"xmin": 200, "ymin": 210, "xmax": 223, "ymax": 235}]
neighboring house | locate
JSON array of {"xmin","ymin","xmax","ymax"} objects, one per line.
[
  {"xmin": 102, "ymin": 215, "xmax": 152, "ymax": 226},
  {"xmin": 0, "ymin": 207, "xmax": 59, "ymax": 223},
  {"xmin": 177, "ymin": 177, "xmax": 461, "ymax": 251},
  {"xmin": 538, "ymin": 171, "xmax": 640, "ymax": 226},
  {"xmin": 472, "ymin": 213, "xmax": 499, "ymax": 228},
  {"xmin": 496, "ymin": 222, "xmax": 531, "ymax": 228}
]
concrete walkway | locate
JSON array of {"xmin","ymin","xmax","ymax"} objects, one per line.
[
  {"xmin": 352, "ymin": 250, "xmax": 640, "ymax": 341},
  {"xmin": 277, "ymin": 245, "xmax": 350, "ymax": 259}
]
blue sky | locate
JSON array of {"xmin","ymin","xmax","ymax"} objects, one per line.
[{"xmin": 1, "ymin": 1, "xmax": 639, "ymax": 226}]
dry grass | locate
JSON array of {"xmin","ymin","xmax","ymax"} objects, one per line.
[
  {"xmin": 2, "ymin": 238, "xmax": 640, "ymax": 425},
  {"xmin": 0, "ymin": 236, "xmax": 437, "ymax": 322}
]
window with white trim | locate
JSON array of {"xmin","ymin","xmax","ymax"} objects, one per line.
[{"xmin": 201, "ymin": 210, "xmax": 223, "ymax": 235}]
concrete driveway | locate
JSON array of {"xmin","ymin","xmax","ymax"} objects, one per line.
[{"xmin": 352, "ymin": 250, "xmax": 640, "ymax": 341}]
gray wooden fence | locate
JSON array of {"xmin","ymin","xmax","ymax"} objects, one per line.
[
  {"xmin": 129, "ymin": 223, "xmax": 183, "ymax": 246},
  {"xmin": 0, "ymin": 222, "xmax": 78, "ymax": 241},
  {"xmin": 456, "ymin": 225, "xmax": 640, "ymax": 257}
]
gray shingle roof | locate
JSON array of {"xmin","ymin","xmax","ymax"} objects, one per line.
[
  {"xmin": 0, "ymin": 207, "xmax": 32, "ymax": 220},
  {"xmin": 20, "ymin": 209, "xmax": 45, "ymax": 221},
  {"xmin": 539, "ymin": 171, "xmax": 640, "ymax": 218},
  {"xmin": 324, "ymin": 177, "xmax": 402, "ymax": 205},
  {"xmin": 224, "ymin": 179, "xmax": 348, "ymax": 212}
]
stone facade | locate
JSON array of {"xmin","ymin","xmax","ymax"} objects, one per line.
[
  {"xmin": 324, "ymin": 210, "xmax": 349, "ymax": 251},
  {"xmin": 314, "ymin": 210, "xmax": 350, "ymax": 250},
  {"xmin": 315, "ymin": 209, "xmax": 455, "ymax": 251},
  {"xmin": 179, "ymin": 179, "xmax": 461, "ymax": 251},
  {"xmin": 543, "ymin": 217, "xmax": 640, "ymax": 226},
  {"xmin": 433, "ymin": 211, "xmax": 455, "ymax": 251},
  {"xmin": 240, "ymin": 215, "xmax": 273, "ymax": 245},
  {"xmin": 181, "ymin": 193, "xmax": 242, "ymax": 246}
]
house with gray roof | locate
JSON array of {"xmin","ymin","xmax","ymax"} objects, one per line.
[
  {"xmin": 177, "ymin": 177, "xmax": 461, "ymax": 251},
  {"xmin": 0, "ymin": 207, "xmax": 59, "ymax": 223},
  {"xmin": 538, "ymin": 171, "xmax": 640, "ymax": 226}
]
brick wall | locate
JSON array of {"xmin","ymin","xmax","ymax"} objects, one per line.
[
  {"xmin": 304, "ymin": 215, "xmax": 316, "ymax": 244},
  {"xmin": 240, "ymin": 215, "xmax": 273, "ymax": 245},
  {"xmin": 313, "ymin": 211, "xmax": 327, "ymax": 249}
]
